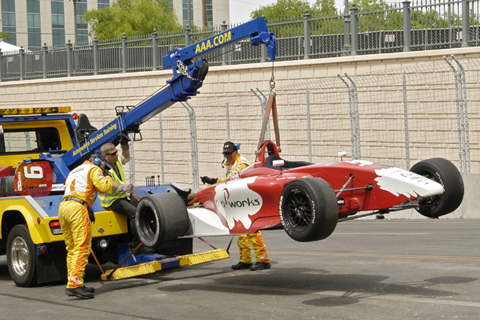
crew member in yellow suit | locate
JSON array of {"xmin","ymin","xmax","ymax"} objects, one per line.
[
  {"xmin": 201, "ymin": 141, "xmax": 271, "ymax": 271},
  {"xmin": 59, "ymin": 153, "xmax": 124, "ymax": 299}
]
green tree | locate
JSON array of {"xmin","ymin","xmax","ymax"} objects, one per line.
[
  {"xmin": 251, "ymin": 0, "xmax": 314, "ymax": 21},
  {"xmin": 313, "ymin": 0, "xmax": 338, "ymax": 16},
  {"xmin": 0, "ymin": 31, "xmax": 11, "ymax": 40},
  {"xmin": 83, "ymin": 0, "xmax": 182, "ymax": 40},
  {"xmin": 0, "ymin": 20, "xmax": 13, "ymax": 40}
]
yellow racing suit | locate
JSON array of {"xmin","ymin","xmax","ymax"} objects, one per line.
[
  {"xmin": 222, "ymin": 154, "xmax": 270, "ymax": 264},
  {"xmin": 59, "ymin": 161, "xmax": 113, "ymax": 289},
  {"xmin": 218, "ymin": 154, "xmax": 249, "ymax": 182},
  {"xmin": 238, "ymin": 231, "xmax": 270, "ymax": 264}
]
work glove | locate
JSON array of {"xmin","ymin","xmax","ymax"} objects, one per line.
[
  {"xmin": 120, "ymin": 134, "xmax": 130, "ymax": 150},
  {"xmin": 117, "ymin": 184, "xmax": 134, "ymax": 193},
  {"xmin": 201, "ymin": 176, "xmax": 218, "ymax": 185}
]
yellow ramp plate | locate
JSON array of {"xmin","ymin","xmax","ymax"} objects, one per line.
[
  {"xmin": 179, "ymin": 249, "xmax": 230, "ymax": 266},
  {"xmin": 101, "ymin": 249, "xmax": 229, "ymax": 281}
]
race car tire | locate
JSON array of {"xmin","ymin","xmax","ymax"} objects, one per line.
[
  {"xmin": 7, "ymin": 224, "xmax": 38, "ymax": 287},
  {"xmin": 410, "ymin": 158, "xmax": 464, "ymax": 218},
  {"xmin": 279, "ymin": 177, "xmax": 338, "ymax": 242},
  {"xmin": 135, "ymin": 193, "xmax": 190, "ymax": 249}
]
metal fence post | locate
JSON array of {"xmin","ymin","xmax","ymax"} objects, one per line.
[
  {"xmin": 403, "ymin": 1, "xmax": 411, "ymax": 52},
  {"xmin": 452, "ymin": 55, "xmax": 470, "ymax": 173},
  {"xmin": 159, "ymin": 113, "xmax": 165, "ymax": 184},
  {"xmin": 42, "ymin": 43, "xmax": 48, "ymax": 79},
  {"xmin": 66, "ymin": 41, "xmax": 72, "ymax": 77},
  {"xmin": 252, "ymin": 88, "xmax": 269, "ymax": 140},
  {"xmin": 184, "ymin": 24, "xmax": 192, "ymax": 46},
  {"xmin": 93, "ymin": 37, "xmax": 99, "ymax": 75},
  {"xmin": 338, "ymin": 73, "xmax": 360, "ymax": 160},
  {"xmin": 444, "ymin": 55, "xmax": 470, "ymax": 174},
  {"xmin": 0, "ymin": 49, "xmax": 3, "ymax": 82},
  {"xmin": 462, "ymin": 0, "xmax": 470, "ymax": 47},
  {"xmin": 122, "ymin": 33, "xmax": 127, "ymax": 73},
  {"xmin": 128, "ymin": 132, "xmax": 135, "ymax": 184},
  {"xmin": 345, "ymin": 73, "xmax": 360, "ymax": 159},
  {"xmin": 221, "ymin": 22, "xmax": 228, "ymax": 66},
  {"xmin": 306, "ymin": 88, "xmax": 312, "ymax": 162},
  {"xmin": 226, "ymin": 102, "xmax": 230, "ymax": 140},
  {"xmin": 182, "ymin": 102, "xmax": 199, "ymax": 192},
  {"xmin": 342, "ymin": 1, "xmax": 352, "ymax": 56},
  {"xmin": 19, "ymin": 47, "xmax": 25, "ymax": 80},
  {"xmin": 350, "ymin": 4, "xmax": 358, "ymax": 56},
  {"xmin": 304, "ymin": 10, "xmax": 311, "ymax": 60},
  {"xmin": 152, "ymin": 29, "xmax": 159, "ymax": 70},
  {"xmin": 402, "ymin": 72, "xmax": 410, "ymax": 169},
  {"xmin": 261, "ymin": 44, "xmax": 266, "ymax": 63}
]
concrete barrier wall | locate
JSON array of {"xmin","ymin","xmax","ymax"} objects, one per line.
[{"xmin": 1, "ymin": 47, "xmax": 479, "ymax": 219}]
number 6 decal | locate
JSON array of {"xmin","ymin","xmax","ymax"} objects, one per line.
[{"xmin": 24, "ymin": 166, "xmax": 43, "ymax": 179}]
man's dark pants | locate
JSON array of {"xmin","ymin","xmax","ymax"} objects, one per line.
[{"xmin": 107, "ymin": 197, "xmax": 139, "ymax": 242}]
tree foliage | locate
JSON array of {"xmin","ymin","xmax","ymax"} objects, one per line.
[
  {"xmin": 251, "ymin": 0, "xmax": 314, "ymax": 22},
  {"xmin": 83, "ymin": 0, "xmax": 182, "ymax": 40},
  {"xmin": 250, "ymin": 0, "xmax": 342, "ymax": 37},
  {"xmin": 249, "ymin": 0, "xmax": 478, "ymax": 35},
  {"xmin": 0, "ymin": 31, "xmax": 11, "ymax": 40},
  {"xmin": 0, "ymin": 20, "xmax": 13, "ymax": 40}
]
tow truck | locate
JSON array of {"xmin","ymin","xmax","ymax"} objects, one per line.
[{"xmin": 0, "ymin": 18, "xmax": 276, "ymax": 286}]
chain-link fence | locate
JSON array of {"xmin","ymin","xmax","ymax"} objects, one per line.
[
  {"xmin": 1, "ymin": 0, "xmax": 480, "ymax": 81},
  {"xmin": 124, "ymin": 54, "xmax": 479, "ymax": 191}
]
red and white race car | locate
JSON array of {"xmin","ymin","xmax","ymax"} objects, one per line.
[{"xmin": 135, "ymin": 140, "xmax": 464, "ymax": 248}]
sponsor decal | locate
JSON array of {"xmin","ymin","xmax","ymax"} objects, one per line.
[
  {"xmin": 214, "ymin": 177, "xmax": 262, "ymax": 229},
  {"xmin": 16, "ymin": 171, "xmax": 22, "ymax": 191},
  {"xmin": 219, "ymin": 188, "xmax": 261, "ymax": 209},
  {"xmin": 24, "ymin": 165, "xmax": 43, "ymax": 179},
  {"xmin": 374, "ymin": 167, "xmax": 443, "ymax": 197},
  {"xmin": 73, "ymin": 123, "xmax": 117, "ymax": 156},
  {"xmin": 195, "ymin": 31, "xmax": 232, "ymax": 54}
]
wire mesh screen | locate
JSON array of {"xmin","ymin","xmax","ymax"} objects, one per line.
[
  {"xmin": 147, "ymin": 55, "xmax": 479, "ymax": 188},
  {"xmin": 130, "ymin": 106, "xmax": 194, "ymax": 189},
  {"xmin": 403, "ymin": 61, "xmax": 461, "ymax": 166},
  {"xmin": 273, "ymin": 80, "xmax": 351, "ymax": 163},
  {"xmin": 46, "ymin": 53, "xmax": 480, "ymax": 189},
  {"xmin": 190, "ymin": 93, "xmax": 265, "ymax": 186}
]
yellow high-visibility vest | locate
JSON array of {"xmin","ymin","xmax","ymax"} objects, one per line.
[{"xmin": 98, "ymin": 157, "xmax": 128, "ymax": 208}]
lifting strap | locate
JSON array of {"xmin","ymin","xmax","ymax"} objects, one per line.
[{"xmin": 257, "ymin": 91, "xmax": 281, "ymax": 151}]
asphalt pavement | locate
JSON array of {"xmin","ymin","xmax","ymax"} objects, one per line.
[{"xmin": 1, "ymin": 219, "xmax": 480, "ymax": 320}]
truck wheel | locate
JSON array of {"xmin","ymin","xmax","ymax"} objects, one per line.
[
  {"xmin": 135, "ymin": 193, "xmax": 190, "ymax": 249},
  {"xmin": 410, "ymin": 158, "xmax": 464, "ymax": 218},
  {"xmin": 6, "ymin": 225, "xmax": 38, "ymax": 287},
  {"xmin": 279, "ymin": 178, "xmax": 338, "ymax": 242}
]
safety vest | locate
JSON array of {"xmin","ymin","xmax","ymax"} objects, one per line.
[{"xmin": 98, "ymin": 157, "xmax": 128, "ymax": 208}]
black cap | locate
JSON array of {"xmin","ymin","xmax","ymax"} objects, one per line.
[{"xmin": 223, "ymin": 141, "xmax": 237, "ymax": 155}]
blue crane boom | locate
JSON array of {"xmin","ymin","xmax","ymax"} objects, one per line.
[{"xmin": 53, "ymin": 18, "xmax": 276, "ymax": 181}]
